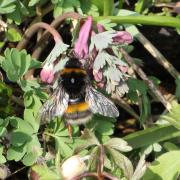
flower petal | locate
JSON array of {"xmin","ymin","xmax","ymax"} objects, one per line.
[
  {"xmin": 74, "ymin": 16, "xmax": 93, "ymax": 58},
  {"xmin": 113, "ymin": 31, "xmax": 133, "ymax": 44},
  {"xmin": 40, "ymin": 64, "xmax": 54, "ymax": 83}
]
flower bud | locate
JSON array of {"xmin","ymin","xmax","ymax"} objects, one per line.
[
  {"xmin": 40, "ymin": 63, "xmax": 54, "ymax": 83},
  {"xmin": 113, "ymin": 31, "xmax": 133, "ymax": 44},
  {"xmin": 96, "ymin": 24, "xmax": 105, "ymax": 33},
  {"xmin": 0, "ymin": 165, "xmax": 10, "ymax": 180},
  {"xmin": 74, "ymin": 16, "xmax": 92, "ymax": 58},
  {"xmin": 60, "ymin": 155, "xmax": 88, "ymax": 179},
  {"xmin": 93, "ymin": 69, "xmax": 103, "ymax": 82}
]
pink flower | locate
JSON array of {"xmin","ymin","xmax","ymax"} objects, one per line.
[
  {"xmin": 96, "ymin": 24, "xmax": 105, "ymax": 33},
  {"xmin": 40, "ymin": 63, "xmax": 54, "ymax": 83},
  {"xmin": 74, "ymin": 16, "xmax": 92, "ymax": 59},
  {"xmin": 97, "ymin": 82, "xmax": 105, "ymax": 88},
  {"xmin": 113, "ymin": 31, "xmax": 133, "ymax": 44},
  {"xmin": 93, "ymin": 69, "xmax": 103, "ymax": 82}
]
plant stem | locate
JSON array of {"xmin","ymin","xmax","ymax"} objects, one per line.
[
  {"xmin": 93, "ymin": 15, "xmax": 180, "ymax": 29},
  {"xmin": 103, "ymin": 0, "xmax": 114, "ymax": 16},
  {"xmin": 16, "ymin": 22, "xmax": 62, "ymax": 50},
  {"xmin": 72, "ymin": 172, "xmax": 98, "ymax": 179},
  {"xmin": 120, "ymin": 48, "xmax": 171, "ymax": 111},
  {"xmin": 111, "ymin": 94, "xmax": 140, "ymax": 120},
  {"xmin": 136, "ymin": 32, "xmax": 179, "ymax": 79},
  {"xmin": 31, "ymin": 12, "xmax": 82, "ymax": 59},
  {"xmin": 97, "ymin": 145, "xmax": 105, "ymax": 177},
  {"xmin": 102, "ymin": 172, "xmax": 119, "ymax": 180},
  {"xmin": 119, "ymin": 0, "xmax": 124, "ymax": 9}
]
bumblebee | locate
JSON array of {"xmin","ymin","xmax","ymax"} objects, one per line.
[{"xmin": 40, "ymin": 58, "xmax": 119, "ymax": 125}]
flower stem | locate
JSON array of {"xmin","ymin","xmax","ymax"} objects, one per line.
[
  {"xmin": 120, "ymin": 48, "xmax": 171, "ymax": 111},
  {"xmin": 16, "ymin": 22, "xmax": 62, "ymax": 50},
  {"xmin": 97, "ymin": 145, "xmax": 105, "ymax": 178},
  {"xmin": 93, "ymin": 15, "xmax": 180, "ymax": 29},
  {"xmin": 136, "ymin": 32, "xmax": 179, "ymax": 79},
  {"xmin": 118, "ymin": 0, "xmax": 124, "ymax": 9},
  {"xmin": 103, "ymin": 0, "xmax": 114, "ymax": 16},
  {"xmin": 32, "ymin": 12, "xmax": 82, "ymax": 59}
]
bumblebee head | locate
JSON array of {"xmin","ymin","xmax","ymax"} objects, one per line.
[{"xmin": 65, "ymin": 58, "xmax": 82, "ymax": 69}]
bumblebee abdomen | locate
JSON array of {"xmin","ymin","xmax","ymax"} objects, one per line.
[
  {"xmin": 65, "ymin": 102, "xmax": 89, "ymax": 113},
  {"xmin": 64, "ymin": 102, "xmax": 92, "ymax": 124}
]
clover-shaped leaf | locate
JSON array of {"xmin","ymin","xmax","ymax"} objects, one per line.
[{"xmin": 1, "ymin": 48, "xmax": 34, "ymax": 82}]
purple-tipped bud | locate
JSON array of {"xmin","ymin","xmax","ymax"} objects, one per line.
[
  {"xmin": 40, "ymin": 63, "xmax": 54, "ymax": 84},
  {"xmin": 96, "ymin": 24, "xmax": 105, "ymax": 33},
  {"xmin": 113, "ymin": 31, "xmax": 133, "ymax": 44},
  {"xmin": 74, "ymin": 16, "xmax": 93, "ymax": 58},
  {"xmin": 93, "ymin": 69, "xmax": 103, "ymax": 82}
]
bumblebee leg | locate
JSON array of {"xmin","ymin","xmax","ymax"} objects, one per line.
[{"xmin": 67, "ymin": 124, "xmax": 73, "ymax": 138}]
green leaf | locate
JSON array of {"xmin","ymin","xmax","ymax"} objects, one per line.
[
  {"xmin": 6, "ymin": 28, "xmax": 22, "ymax": 42},
  {"xmin": 74, "ymin": 129, "xmax": 99, "ymax": 153},
  {"xmin": 28, "ymin": 0, "xmax": 40, "ymax": 6},
  {"xmin": 0, "ymin": 42, "xmax": 5, "ymax": 48},
  {"xmin": 0, "ymin": 0, "xmax": 16, "ymax": 14},
  {"xmin": 160, "ymin": 101, "xmax": 180, "ymax": 130},
  {"xmin": 11, "ymin": 131, "xmax": 32, "ymax": 146},
  {"xmin": 143, "ymin": 151, "xmax": 180, "ymax": 180},
  {"xmin": 175, "ymin": 76, "xmax": 180, "ymax": 100},
  {"xmin": 135, "ymin": 0, "xmax": 152, "ymax": 14},
  {"xmin": 9, "ymin": 116, "xmax": 34, "ymax": 134},
  {"xmin": 139, "ymin": 94, "xmax": 151, "ymax": 124},
  {"xmin": 97, "ymin": 19, "xmax": 116, "ymax": 31},
  {"xmin": 6, "ymin": 1, "xmax": 30, "ymax": 25},
  {"xmin": 29, "ymin": 58, "xmax": 42, "ymax": 69},
  {"xmin": 106, "ymin": 147, "xmax": 133, "ymax": 179},
  {"xmin": 0, "ymin": 82, "xmax": 13, "ymax": 117},
  {"xmin": 19, "ymin": 79, "xmax": 40, "ymax": 92},
  {"xmin": 128, "ymin": 78, "xmax": 148, "ymax": 95},
  {"xmin": 1, "ymin": 48, "xmax": 32, "ymax": 82},
  {"xmin": 87, "ymin": 146, "xmax": 99, "ymax": 171},
  {"xmin": 7, "ymin": 145, "xmax": 26, "ymax": 161},
  {"xmin": 80, "ymin": 0, "xmax": 99, "ymax": 16},
  {"xmin": 104, "ymin": 138, "xmax": 132, "ymax": 152},
  {"xmin": 22, "ymin": 152, "xmax": 38, "ymax": 166},
  {"xmin": 0, "ymin": 144, "xmax": 6, "ymax": 164},
  {"xmin": 31, "ymin": 164, "xmax": 60, "ymax": 180},
  {"xmin": 148, "ymin": 76, "xmax": 161, "ymax": 86},
  {"xmin": 56, "ymin": 138, "xmax": 73, "ymax": 157},
  {"xmin": 0, "ymin": 126, "xmax": 7, "ymax": 137},
  {"xmin": 23, "ymin": 93, "xmax": 42, "ymax": 132},
  {"xmin": 124, "ymin": 125, "xmax": 180, "ymax": 149},
  {"xmin": 86, "ymin": 114, "xmax": 116, "ymax": 136},
  {"xmin": 24, "ymin": 91, "xmax": 34, "ymax": 108},
  {"xmin": 163, "ymin": 142, "xmax": 179, "ymax": 152}
]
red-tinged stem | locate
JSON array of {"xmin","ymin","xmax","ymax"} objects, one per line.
[
  {"xmin": 32, "ymin": 12, "xmax": 82, "ymax": 59},
  {"xmin": 97, "ymin": 145, "xmax": 105, "ymax": 179},
  {"xmin": 120, "ymin": 48, "xmax": 171, "ymax": 111},
  {"xmin": 72, "ymin": 172, "xmax": 98, "ymax": 179},
  {"xmin": 16, "ymin": 22, "xmax": 62, "ymax": 50},
  {"xmin": 102, "ymin": 172, "xmax": 119, "ymax": 180}
]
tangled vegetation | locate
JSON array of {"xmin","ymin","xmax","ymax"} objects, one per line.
[{"xmin": 0, "ymin": 0, "xmax": 180, "ymax": 179}]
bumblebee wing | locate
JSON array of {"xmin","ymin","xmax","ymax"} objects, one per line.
[
  {"xmin": 85, "ymin": 86, "xmax": 119, "ymax": 118},
  {"xmin": 40, "ymin": 85, "xmax": 69, "ymax": 123}
]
